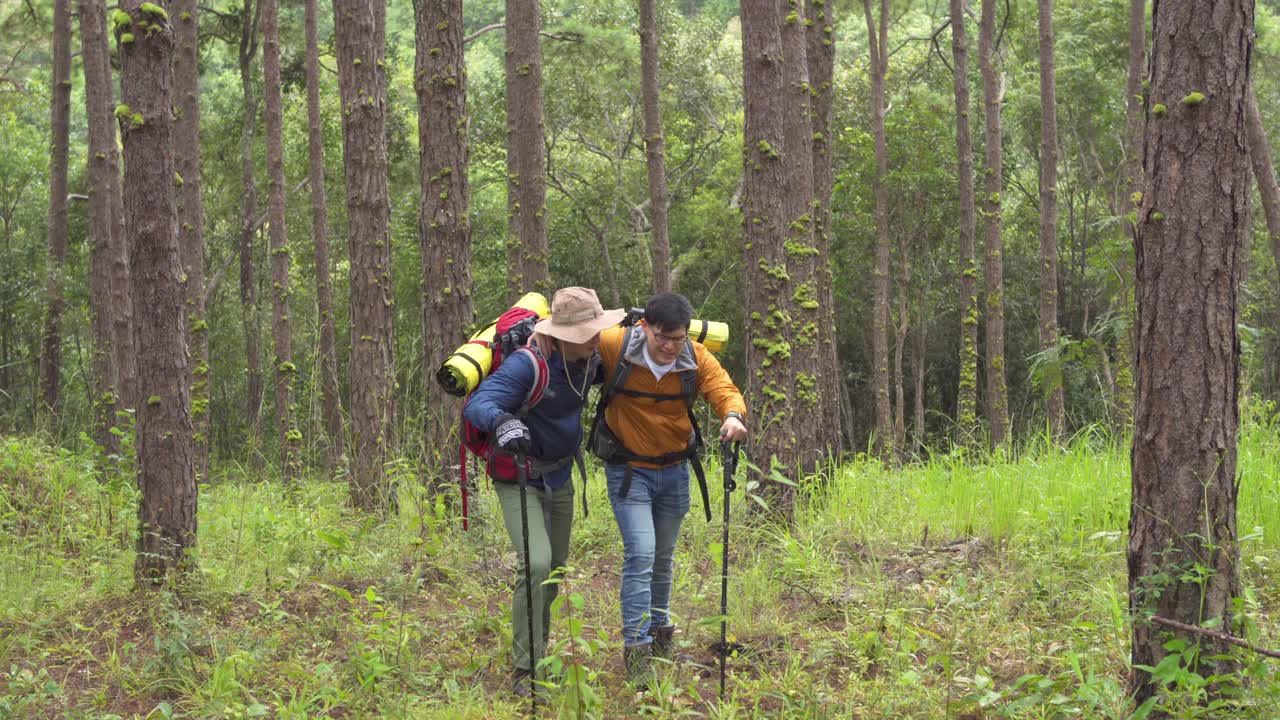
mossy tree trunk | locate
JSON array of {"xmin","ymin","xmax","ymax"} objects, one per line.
[
  {"xmin": 504, "ymin": 0, "xmax": 550, "ymax": 301},
  {"xmin": 807, "ymin": 0, "xmax": 845, "ymax": 457},
  {"xmin": 415, "ymin": 0, "xmax": 473, "ymax": 476},
  {"xmin": 305, "ymin": 0, "xmax": 345, "ymax": 473},
  {"xmin": 778, "ymin": 0, "xmax": 822, "ymax": 476},
  {"xmin": 1113, "ymin": 0, "xmax": 1145, "ymax": 434},
  {"xmin": 334, "ymin": 0, "xmax": 396, "ymax": 510},
  {"xmin": 173, "ymin": 0, "xmax": 209, "ymax": 480},
  {"xmin": 640, "ymin": 0, "xmax": 671, "ymax": 295},
  {"xmin": 39, "ymin": 0, "xmax": 72, "ymax": 430},
  {"xmin": 117, "ymin": 0, "xmax": 198, "ymax": 585},
  {"xmin": 741, "ymin": 0, "xmax": 796, "ymax": 512},
  {"xmin": 949, "ymin": 0, "xmax": 980, "ymax": 445},
  {"xmin": 1128, "ymin": 0, "xmax": 1252, "ymax": 705},
  {"xmin": 262, "ymin": 0, "xmax": 300, "ymax": 480},
  {"xmin": 238, "ymin": 0, "xmax": 265, "ymax": 452},
  {"xmin": 81, "ymin": 0, "xmax": 127, "ymax": 459},
  {"xmin": 1037, "ymin": 0, "xmax": 1065, "ymax": 440},
  {"xmin": 979, "ymin": 0, "xmax": 1008, "ymax": 448},
  {"xmin": 864, "ymin": 0, "xmax": 893, "ymax": 460}
]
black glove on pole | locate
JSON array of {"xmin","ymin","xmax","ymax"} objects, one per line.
[
  {"xmin": 495, "ymin": 414, "xmax": 532, "ymax": 454},
  {"xmin": 719, "ymin": 441, "xmax": 739, "ymax": 701},
  {"xmin": 516, "ymin": 450, "xmax": 536, "ymax": 713}
]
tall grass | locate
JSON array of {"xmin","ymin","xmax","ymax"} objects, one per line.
[{"xmin": 2, "ymin": 417, "xmax": 1278, "ymax": 718}]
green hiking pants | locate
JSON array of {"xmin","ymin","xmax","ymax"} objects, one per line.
[{"xmin": 493, "ymin": 480, "xmax": 575, "ymax": 673}]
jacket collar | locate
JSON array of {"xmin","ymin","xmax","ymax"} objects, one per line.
[{"xmin": 623, "ymin": 324, "xmax": 697, "ymax": 373}]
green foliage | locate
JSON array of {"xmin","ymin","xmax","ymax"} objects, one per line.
[{"xmin": 5, "ymin": 424, "xmax": 1280, "ymax": 714}]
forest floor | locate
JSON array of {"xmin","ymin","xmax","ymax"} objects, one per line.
[{"xmin": 3, "ymin": 423, "xmax": 1280, "ymax": 719}]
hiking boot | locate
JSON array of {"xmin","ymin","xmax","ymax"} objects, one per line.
[
  {"xmin": 623, "ymin": 642, "xmax": 655, "ymax": 688},
  {"xmin": 649, "ymin": 624, "xmax": 697, "ymax": 663},
  {"xmin": 650, "ymin": 625, "xmax": 673, "ymax": 658},
  {"xmin": 511, "ymin": 668, "xmax": 532, "ymax": 698}
]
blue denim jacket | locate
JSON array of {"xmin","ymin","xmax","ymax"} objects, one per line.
[{"xmin": 463, "ymin": 348, "xmax": 596, "ymax": 490}]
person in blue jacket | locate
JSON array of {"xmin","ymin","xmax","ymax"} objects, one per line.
[{"xmin": 463, "ymin": 287, "xmax": 624, "ymax": 697}]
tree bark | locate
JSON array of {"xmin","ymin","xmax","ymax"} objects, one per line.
[
  {"xmin": 80, "ymin": 0, "xmax": 125, "ymax": 458},
  {"xmin": 173, "ymin": 0, "xmax": 208, "ymax": 479},
  {"xmin": 262, "ymin": 0, "xmax": 300, "ymax": 480},
  {"xmin": 1128, "ymin": 0, "xmax": 1252, "ymax": 706},
  {"xmin": 913, "ymin": 303, "xmax": 927, "ymax": 454},
  {"xmin": 950, "ymin": 0, "xmax": 980, "ymax": 444},
  {"xmin": 39, "ymin": 0, "xmax": 72, "ymax": 429},
  {"xmin": 504, "ymin": 0, "xmax": 551, "ymax": 301},
  {"xmin": 1037, "ymin": 0, "xmax": 1065, "ymax": 440},
  {"xmin": 864, "ymin": 0, "xmax": 893, "ymax": 460},
  {"xmin": 1246, "ymin": 84, "xmax": 1280, "ymax": 276},
  {"xmin": 415, "ymin": 0, "xmax": 473, "ymax": 476},
  {"xmin": 979, "ymin": 0, "xmax": 1008, "ymax": 448},
  {"xmin": 239, "ymin": 0, "xmax": 264, "ymax": 446},
  {"xmin": 778, "ymin": 0, "xmax": 821, "ymax": 475},
  {"xmin": 894, "ymin": 221, "xmax": 910, "ymax": 454},
  {"xmin": 305, "ymin": 0, "xmax": 345, "ymax": 473},
  {"xmin": 639, "ymin": 0, "xmax": 671, "ymax": 294},
  {"xmin": 117, "ymin": 0, "xmax": 197, "ymax": 585},
  {"xmin": 1113, "ymin": 0, "xmax": 1144, "ymax": 432},
  {"xmin": 741, "ymin": 0, "xmax": 796, "ymax": 510},
  {"xmin": 807, "ymin": 0, "xmax": 844, "ymax": 457},
  {"xmin": 334, "ymin": 0, "xmax": 396, "ymax": 510}
]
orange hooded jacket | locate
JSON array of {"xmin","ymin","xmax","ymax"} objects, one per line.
[{"xmin": 597, "ymin": 325, "xmax": 746, "ymax": 467}]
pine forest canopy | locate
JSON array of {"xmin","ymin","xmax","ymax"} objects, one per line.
[{"xmin": 1, "ymin": 0, "xmax": 1279, "ymax": 467}]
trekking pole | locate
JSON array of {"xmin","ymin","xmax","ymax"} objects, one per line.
[
  {"xmin": 516, "ymin": 450, "xmax": 537, "ymax": 714},
  {"xmin": 718, "ymin": 440, "xmax": 739, "ymax": 701}
]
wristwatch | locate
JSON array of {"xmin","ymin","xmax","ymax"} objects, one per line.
[{"xmin": 724, "ymin": 411, "xmax": 744, "ymax": 423}]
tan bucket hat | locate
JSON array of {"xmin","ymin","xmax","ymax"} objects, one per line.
[{"xmin": 533, "ymin": 287, "xmax": 626, "ymax": 344}]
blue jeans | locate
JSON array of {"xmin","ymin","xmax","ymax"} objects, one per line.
[{"xmin": 606, "ymin": 462, "xmax": 690, "ymax": 647}]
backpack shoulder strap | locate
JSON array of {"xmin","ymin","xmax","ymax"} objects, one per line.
[
  {"xmin": 679, "ymin": 339, "xmax": 699, "ymax": 410},
  {"xmin": 589, "ymin": 329, "xmax": 633, "ymax": 439},
  {"xmin": 512, "ymin": 345, "xmax": 549, "ymax": 415},
  {"xmin": 603, "ymin": 329, "xmax": 635, "ymax": 401}
]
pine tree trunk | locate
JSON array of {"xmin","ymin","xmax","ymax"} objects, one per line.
[
  {"xmin": 334, "ymin": 0, "xmax": 396, "ymax": 510},
  {"xmin": 1246, "ymin": 85, "xmax": 1280, "ymax": 275},
  {"xmin": 80, "ymin": 0, "xmax": 124, "ymax": 458},
  {"xmin": 979, "ymin": 0, "xmax": 1008, "ymax": 448},
  {"xmin": 305, "ymin": 0, "xmax": 344, "ymax": 472},
  {"xmin": 1128, "ymin": 0, "xmax": 1252, "ymax": 705},
  {"xmin": 262, "ymin": 0, "xmax": 300, "ymax": 480},
  {"xmin": 894, "ymin": 226, "xmax": 910, "ymax": 453},
  {"xmin": 118, "ymin": 0, "xmax": 197, "ymax": 585},
  {"xmin": 39, "ymin": 0, "xmax": 72, "ymax": 429},
  {"xmin": 864, "ymin": 0, "xmax": 893, "ymax": 459},
  {"xmin": 1113, "ymin": 0, "xmax": 1144, "ymax": 432},
  {"xmin": 640, "ymin": 0, "xmax": 671, "ymax": 294},
  {"xmin": 173, "ymin": 0, "xmax": 209, "ymax": 479},
  {"xmin": 778, "ymin": 0, "xmax": 821, "ymax": 475},
  {"xmin": 950, "ymin": 0, "xmax": 980, "ymax": 444},
  {"xmin": 239, "ymin": 0, "xmax": 264, "ymax": 448},
  {"xmin": 1037, "ymin": 0, "xmax": 1065, "ymax": 440},
  {"xmin": 807, "ymin": 0, "xmax": 844, "ymax": 457},
  {"xmin": 415, "ymin": 0, "xmax": 473, "ymax": 475},
  {"xmin": 504, "ymin": 0, "xmax": 551, "ymax": 300},
  {"xmin": 913, "ymin": 309, "xmax": 927, "ymax": 453},
  {"xmin": 741, "ymin": 0, "xmax": 796, "ymax": 509}
]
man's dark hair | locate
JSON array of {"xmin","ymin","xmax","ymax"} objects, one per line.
[{"xmin": 644, "ymin": 292, "xmax": 694, "ymax": 333}]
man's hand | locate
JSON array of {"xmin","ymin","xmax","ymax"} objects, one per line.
[
  {"xmin": 719, "ymin": 415, "xmax": 747, "ymax": 443},
  {"xmin": 495, "ymin": 414, "xmax": 532, "ymax": 454}
]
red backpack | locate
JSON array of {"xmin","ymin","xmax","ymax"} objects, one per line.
[{"xmin": 457, "ymin": 307, "xmax": 549, "ymax": 530}]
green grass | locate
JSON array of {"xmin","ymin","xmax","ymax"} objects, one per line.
[{"xmin": 2, "ymin": 426, "xmax": 1279, "ymax": 718}]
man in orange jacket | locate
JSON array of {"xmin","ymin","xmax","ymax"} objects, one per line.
[{"xmin": 588, "ymin": 292, "xmax": 747, "ymax": 686}]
